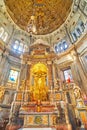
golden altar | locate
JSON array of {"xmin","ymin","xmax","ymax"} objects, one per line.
[{"xmin": 8, "ymin": 41, "xmax": 71, "ymax": 130}]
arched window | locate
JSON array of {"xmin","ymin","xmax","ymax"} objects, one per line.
[
  {"xmin": 13, "ymin": 40, "xmax": 20, "ymax": 50},
  {"xmin": 0, "ymin": 27, "xmax": 4, "ymax": 38},
  {"xmin": 72, "ymin": 32, "xmax": 77, "ymax": 42},
  {"xmin": 54, "ymin": 40, "xmax": 69, "ymax": 54},
  {"xmin": 12, "ymin": 39, "xmax": 29, "ymax": 53},
  {"xmin": 59, "ymin": 43, "xmax": 63, "ymax": 52},
  {"xmin": 71, "ymin": 20, "xmax": 86, "ymax": 43},
  {"xmin": 23, "ymin": 45, "xmax": 28, "ymax": 52},
  {"xmin": 80, "ymin": 21, "xmax": 85, "ymax": 31},
  {"xmin": 76, "ymin": 28, "xmax": 82, "ymax": 36},
  {"xmin": 18, "ymin": 42, "xmax": 23, "ymax": 52},
  {"xmin": 62, "ymin": 41, "xmax": 68, "ymax": 50},
  {"xmin": 54, "ymin": 45, "xmax": 58, "ymax": 53},
  {"xmin": 75, "ymin": 29, "xmax": 80, "ymax": 37},
  {"xmin": 2, "ymin": 32, "xmax": 8, "ymax": 42}
]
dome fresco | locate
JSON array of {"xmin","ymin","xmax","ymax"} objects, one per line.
[{"xmin": 5, "ymin": 0, "xmax": 72, "ymax": 35}]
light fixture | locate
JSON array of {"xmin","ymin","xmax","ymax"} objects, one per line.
[
  {"xmin": 27, "ymin": 15, "xmax": 37, "ymax": 35},
  {"xmin": 27, "ymin": 0, "xmax": 37, "ymax": 35},
  {"xmin": 27, "ymin": 0, "xmax": 45, "ymax": 35}
]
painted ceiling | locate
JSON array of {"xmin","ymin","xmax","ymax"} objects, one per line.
[{"xmin": 5, "ymin": 0, "xmax": 72, "ymax": 35}]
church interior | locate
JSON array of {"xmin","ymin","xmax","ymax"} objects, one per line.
[{"xmin": 0, "ymin": 0, "xmax": 87, "ymax": 130}]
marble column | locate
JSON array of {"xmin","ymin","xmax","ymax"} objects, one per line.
[
  {"xmin": 0, "ymin": 61, "xmax": 10, "ymax": 85},
  {"xmin": 65, "ymin": 94, "xmax": 72, "ymax": 130},
  {"xmin": 27, "ymin": 61, "xmax": 31, "ymax": 87},
  {"xmin": 13, "ymin": 58, "xmax": 26, "ymax": 103},
  {"xmin": 20, "ymin": 59, "xmax": 27, "ymax": 82},
  {"xmin": 52, "ymin": 63, "xmax": 57, "ymax": 87},
  {"xmin": 4, "ymin": 63, "xmax": 11, "ymax": 85},
  {"xmin": 47, "ymin": 61, "xmax": 53, "ymax": 88},
  {"xmin": 0, "ymin": 51, "xmax": 9, "ymax": 85},
  {"xmin": 71, "ymin": 49, "xmax": 87, "ymax": 95}
]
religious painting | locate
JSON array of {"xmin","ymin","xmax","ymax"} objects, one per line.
[
  {"xmin": 8, "ymin": 69, "xmax": 19, "ymax": 83},
  {"xmin": 63, "ymin": 68, "xmax": 73, "ymax": 83}
]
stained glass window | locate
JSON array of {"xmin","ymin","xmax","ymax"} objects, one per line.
[{"xmin": 8, "ymin": 69, "xmax": 19, "ymax": 83}]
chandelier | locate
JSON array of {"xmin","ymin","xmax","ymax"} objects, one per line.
[
  {"xmin": 27, "ymin": 0, "xmax": 44, "ymax": 35},
  {"xmin": 27, "ymin": 15, "xmax": 37, "ymax": 34}
]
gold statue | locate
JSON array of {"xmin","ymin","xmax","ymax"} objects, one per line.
[{"xmin": 30, "ymin": 63, "xmax": 48, "ymax": 101}]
